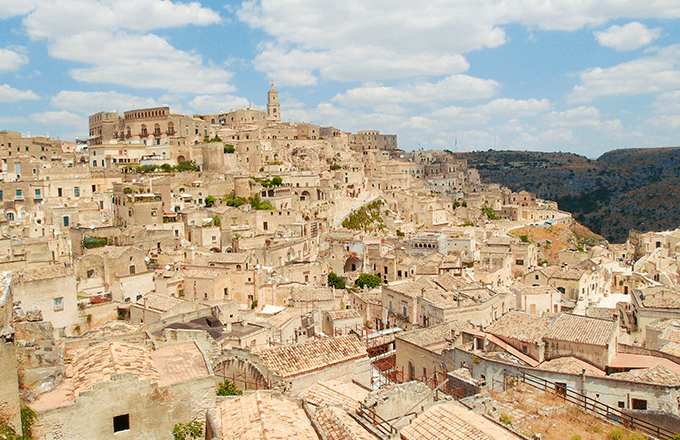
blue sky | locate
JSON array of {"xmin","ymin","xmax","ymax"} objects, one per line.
[{"xmin": 2, "ymin": 1, "xmax": 680, "ymax": 158}]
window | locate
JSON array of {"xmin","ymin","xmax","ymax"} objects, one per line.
[
  {"xmin": 129, "ymin": 265, "xmax": 135, "ymax": 274},
  {"xmin": 74, "ymin": 187, "xmax": 80, "ymax": 197},
  {"xmin": 15, "ymin": 189, "xmax": 22, "ymax": 200},
  {"xmin": 224, "ymin": 288, "xmax": 228, "ymax": 297},
  {"xmin": 402, "ymin": 305, "xmax": 408, "ymax": 317},
  {"xmin": 263, "ymin": 222, "xmax": 268, "ymax": 231},
  {"xmin": 15, "ymin": 163, "xmax": 20, "ymax": 174},
  {"xmin": 632, "ymin": 399, "xmax": 647, "ymax": 410},
  {"xmin": 53, "ymin": 297, "xmax": 64, "ymax": 311},
  {"xmin": 93, "ymin": 160, "xmax": 97, "ymax": 167},
  {"xmin": 6, "ymin": 212, "xmax": 13, "ymax": 221},
  {"xmin": 113, "ymin": 414, "xmax": 130, "ymax": 433},
  {"xmin": 34, "ymin": 189, "xmax": 41, "ymax": 199},
  {"xmin": 57, "ymin": 188, "xmax": 62, "ymax": 197},
  {"xmin": 516, "ymin": 259, "xmax": 524, "ymax": 266},
  {"xmin": 87, "ymin": 269, "xmax": 95, "ymax": 278},
  {"xmin": 618, "ymin": 401, "xmax": 625, "ymax": 409},
  {"xmin": 0, "ymin": 190, "xmax": 3, "ymax": 201}
]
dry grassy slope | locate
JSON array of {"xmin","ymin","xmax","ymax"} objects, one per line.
[
  {"xmin": 511, "ymin": 220, "xmax": 604, "ymax": 265},
  {"xmin": 452, "ymin": 147, "xmax": 680, "ymax": 243}
]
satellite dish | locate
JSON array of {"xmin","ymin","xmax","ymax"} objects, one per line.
[
  {"xmin": 90, "ymin": 225, "xmax": 95, "ymax": 229},
  {"xmin": 132, "ymin": 179, "xmax": 137, "ymax": 183},
  {"xmin": 144, "ymin": 257, "xmax": 150, "ymax": 262},
  {"xmin": 285, "ymin": 277, "xmax": 289, "ymax": 282},
  {"xmin": 165, "ymin": 265, "xmax": 171, "ymax": 270}
]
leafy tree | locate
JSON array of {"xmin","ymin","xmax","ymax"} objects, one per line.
[
  {"xmin": 224, "ymin": 144, "xmax": 235, "ymax": 153},
  {"xmin": 481, "ymin": 206, "xmax": 499, "ymax": 220},
  {"xmin": 204, "ymin": 195, "xmax": 215, "ymax": 208},
  {"xmin": 327, "ymin": 272, "xmax": 346, "ymax": 289},
  {"xmin": 160, "ymin": 163, "xmax": 173, "ymax": 172},
  {"xmin": 396, "ymin": 230, "xmax": 405, "ymax": 238},
  {"xmin": 211, "ymin": 215, "xmax": 221, "ymax": 227},
  {"xmin": 175, "ymin": 161, "xmax": 200, "ymax": 172},
  {"xmin": 330, "ymin": 163, "xmax": 341, "ymax": 170},
  {"xmin": 172, "ymin": 421, "xmax": 204, "ymax": 440},
  {"xmin": 355, "ymin": 273, "xmax": 381, "ymax": 289},
  {"xmin": 519, "ymin": 234, "xmax": 530, "ymax": 243},
  {"xmin": 271, "ymin": 176, "xmax": 283, "ymax": 186},
  {"xmin": 216, "ymin": 379, "xmax": 243, "ymax": 396},
  {"xmin": 222, "ymin": 195, "xmax": 247, "ymax": 207}
]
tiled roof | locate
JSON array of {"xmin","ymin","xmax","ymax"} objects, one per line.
[
  {"xmin": 256, "ymin": 335, "xmax": 367, "ymax": 379},
  {"xmin": 85, "ymin": 245, "xmax": 134, "ymax": 260},
  {"xmin": 660, "ymin": 342, "xmax": 680, "ymax": 357},
  {"xmin": 72, "ymin": 341, "xmax": 159, "ymax": 395},
  {"xmin": 435, "ymin": 273, "xmax": 470, "ymax": 291},
  {"xmin": 315, "ymin": 406, "xmax": 375, "ymax": 440},
  {"xmin": 400, "ymin": 402, "xmax": 521, "ymax": 440},
  {"xmin": 386, "ymin": 277, "xmax": 444, "ymax": 298},
  {"xmin": 539, "ymin": 266, "xmax": 585, "ymax": 280},
  {"xmin": 301, "ymin": 380, "xmax": 369, "ymax": 412},
  {"xmin": 151, "ymin": 342, "xmax": 210, "ymax": 387},
  {"xmin": 542, "ymin": 313, "xmax": 615, "ymax": 347},
  {"xmin": 14, "ymin": 265, "xmax": 71, "ymax": 283},
  {"xmin": 610, "ymin": 363, "xmax": 680, "ymax": 385},
  {"xmin": 136, "ymin": 292, "xmax": 186, "ymax": 312},
  {"xmin": 196, "ymin": 252, "xmax": 249, "ymax": 265},
  {"xmin": 327, "ymin": 309, "xmax": 362, "ymax": 321},
  {"xmin": 485, "ymin": 311, "xmax": 554, "ymax": 344},
  {"xmin": 661, "ymin": 327, "xmax": 680, "ymax": 344},
  {"xmin": 538, "ymin": 357, "xmax": 605, "ymax": 376},
  {"xmin": 181, "ymin": 266, "xmax": 226, "ymax": 279},
  {"xmin": 398, "ymin": 322, "xmax": 467, "ymax": 349},
  {"xmin": 216, "ymin": 391, "xmax": 318, "ymax": 440},
  {"xmin": 291, "ymin": 286, "xmax": 334, "ymax": 302}
]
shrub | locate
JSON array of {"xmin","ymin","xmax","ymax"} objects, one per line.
[
  {"xmin": 519, "ymin": 234, "xmax": 530, "ymax": 243},
  {"xmin": 224, "ymin": 144, "xmax": 235, "ymax": 153},
  {"xmin": 216, "ymin": 379, "xmax": 242, "ymax": 396},
  {"xmin": 173, "ymin": 421, "xmax": 204, "ymax": 440},
  {"xmin": 481, "ymin": 206, "xmax": 499, "ymax": 220},
  {"xmin": 607, "ymin": 428, "xmax": 624, "ymax": 440},
  {"xmin": 83, "ymin": 236, "xmax": 107, "ymax": 249},
  {"xmin": 204, "ymin": 195, "xmax": 215, "ymax": 208},
  {"xmin": 500, "ymin": 414, "xmax": 511, "ymax": 425},
  {"xmin": 330, "ymin": 163, "xmax": 341, "ymax": 170},
  {"xmin": 328, "ymin": 272, "xmax": 346, "ymax": 289},
  {"xmin": 355, "ymin": 274, "xmax": 381, "ymax": 289}
]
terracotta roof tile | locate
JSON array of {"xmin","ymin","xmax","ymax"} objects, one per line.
[
  {"xmin": 71, "ymin": 341, "xmax": 159, "ymax": 395},
  {"xmin": 610, "ymin": 363, "xmax": 680, "ymax": 385},
  {"xmin": 257, "ymin": 335, "xmax": 367, "ymax": 379},
  {"xmin": 217, "ymin": 392, "xmax": 318, "ymax": 440},
  {"xmin": 485, "ymin": 311, "xmax": 554, "ymax": 344},
  {"xmin": 542, "ymin": 314, "xmax": 615, "ymax": 347},
  {"xmin": 315, "ymin": 406, "xmax": 375, "ymax": 440}
]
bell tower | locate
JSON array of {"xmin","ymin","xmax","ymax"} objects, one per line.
[{"xmin": 267, "ymin": 81, "xmax": 281, "ymax": 125}]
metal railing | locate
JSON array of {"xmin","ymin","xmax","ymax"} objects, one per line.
[{"xmin": 507, "ymin": 370, "xmax": 677, "ymax": 440}]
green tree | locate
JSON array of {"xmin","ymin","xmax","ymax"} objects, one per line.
[
  {"xmin": 271, "ymin": 176, "xmax": 283, "ymax": 186},
  {"xmin": 216, "ymin": 379, "xmax": 243, "ymax": 396},
  {"xmin": 205, "ymin": 195, "xmax": 215, "ymax": 208},
  {"xmin": 173, "ymin": 421, "xmax": 204, "ymax": 440},
  {"xmin": 481, "ymin": 206, "xmax": 499, "ymax": 220},
  {"xmin": 355, "ymin": 273, "xmax": 381, "ymax": 289},
  {"xmin": 223, "ymin": 144, "xmax": 235, "ymax": 153},
  {"xmin": 327, "ymin": 272, "xmax": 346, "ymax": 289}
]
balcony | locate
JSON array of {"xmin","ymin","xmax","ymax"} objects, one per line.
[{"xmin": 14, "ymin": 195, "xmax": 24, "ymax": 201}]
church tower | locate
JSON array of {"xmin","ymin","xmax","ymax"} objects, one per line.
[{"xmin": 267, "ymin": 82, "xmax": 281, "ymax": 125}]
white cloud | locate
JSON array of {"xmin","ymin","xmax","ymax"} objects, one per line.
[
  {"xmin": 30, "ymin": 111, "xmax": 83, "ymax": 127},
  {"xmin": 238, "ymin": 0, "xmax": 680, "ymax": 84},
  {"xmin": 23, "ymin": 0, "xmax": 221, "ymax": 38},
  {"xmin": 544, "ymin": 106, "xmax": 601, "ymax": 127},
  {"xmin": 569, "ymin": 45, "xmax": 680, "ymax": 102},
  {"xmin": 0, "ymin": 1, "xmax": 36, "ymax": 18},
  {"xmin": 51, "ymin": 91, "xmax": 161, "ymax": 115},
  {"xmin": 0, "ymin": 48, "xmax": 28, "ymax": 73},
  {"xmin": 431, "ymin": 98, "xmax": 551, "ymax": 126},
  {"xmin": 594, "ymin": 22, "xmax": 661, "ymax": 51},
  {"xmin": 332, "ymin": 75, "xmax": 499, "ymax": 108},
  {"xmin": 48, "ymin": 31, "xmax": 235, "ymax": 94},
  {"xmin": 188, "ymin": 94, "xmax": 251, "ymax": 113},
  {"xmin": 0, "ymin": 84, "xmax": 39, "ymax": 102},
  {"xmin": 21, "ymin": 0, "xmax": 232, "ymax": 94}
]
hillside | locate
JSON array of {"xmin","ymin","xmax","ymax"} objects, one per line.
[{"xmin": 452, "ymin": 147, "xmax": 680, "ymax": 243}]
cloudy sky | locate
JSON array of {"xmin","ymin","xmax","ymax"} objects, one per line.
[{"xmin": 2, "ymin": 0, "xmax": 680, "ymax": 157}]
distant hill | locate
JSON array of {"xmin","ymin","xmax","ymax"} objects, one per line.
[{"xmin": 452, "ymin": 147, "xmax": 680, "ymax": 243}]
